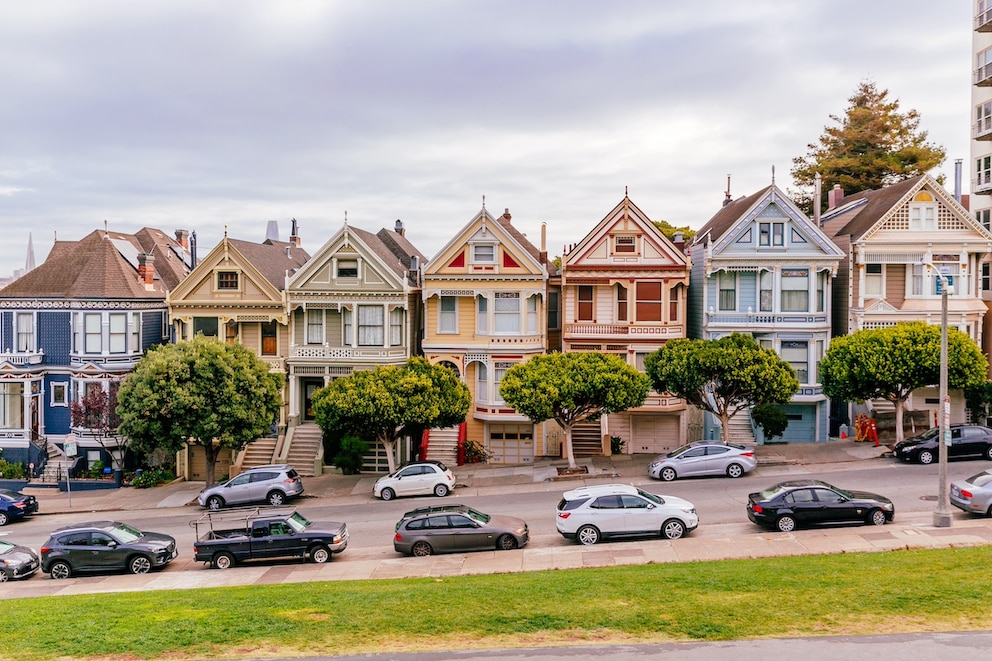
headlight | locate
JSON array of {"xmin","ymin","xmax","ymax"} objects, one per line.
[{"xmin": 681, "ymin": 508, "xmax": 696, "ymax": 515}]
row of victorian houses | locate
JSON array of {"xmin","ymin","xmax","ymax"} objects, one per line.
[{"xmin": 2, "ymin": 173, "xmax": 990, "ymax": 480}]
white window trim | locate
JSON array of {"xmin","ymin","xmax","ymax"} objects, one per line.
[
  {"xmin": 50, "ymin": 382, "xmax": 68, "ymax": 407},
  {"xmin": 470, "ymin": 243, "xmax": 497, "ymax": 264},
  {"xmin": 438, "ymin": 296, "xmax": 458, "ymax": 334}
]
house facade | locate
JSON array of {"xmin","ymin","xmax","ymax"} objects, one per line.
[
  {"xmin": 821, "ymin": 174, "xmax": 992, "ymax": 425},
  {"xmin": 167, "ymin": 226, "xmax": 309, "ymax": 480},
  {"xmin": 560, "ymin": 195, "xmax": 690, "ymax": 455},
  {"xmin": 689, "ymin": 184, "xmax": 843, "ymax": 443},
  {"xmin": 422, "ymin": 208, "xmax": 556, "ymax": 464},
  {"xmin": 285, "ymin": 220, "xmax": 424, "ymax": 472},
  {"xmin": 0, "ymin": 228, "xmax": 190, "ymax": 471}
]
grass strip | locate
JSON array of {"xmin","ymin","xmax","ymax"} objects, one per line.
[{"xmin": 5, "ymin": 546, "xmax": 991, "ymax": 660}]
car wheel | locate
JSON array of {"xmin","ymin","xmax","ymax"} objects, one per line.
[
  {"xmin": 206, "ymin": 495, "xmax": 225, "ymax": 510},
  {"xmin": 411, "ymin": 541, "xmax": 432, "ymax": 557},
  {"xmin": 128, "ymin": 555, "xmax": 152, "ymax": 575},
  {"xmin": 380, "ymin": 487, "xmax": 395, "ymax": 501},
  {"xmin": 0, "ymin": 570, "xmax": 8, "ymax": 583},
  {"xmin": 659, "ymin": 467, "xmax": 677, "ymax": 482},
  {"xmin": 987, "ymin": 504, "xmax": 992, "ymax": 518},
  {"xmin": 309, "ymin": 544, "xmax": 331, "ymax": 564},
  {"xmin": 576, "ymin": 524, "xmax": 600, "ymax": 546},
  {"xmin": 433, "ymin": 484, "xmax": 449, "ymax": 497},
  {"xmin": 986, "ymin": 445, "xmax": 992, "ymax": 461},
  {"xmin": 212, "ymin": 552, "xmax": 235, "ymax": 570},
  {"xmin": 497, "ymin": 534, "xmax": 518, "ymax": 551},
  {"xmin": 918, "ymin": 450, "xmax": 935, "ymax": 465},
  {"xmin": 776, "ymin": 515, "xmax": 797, "ymax": 533},
  {"xmin": 868, "ymin": 509, "xmax": 887, "ymax": 526},
  {"xmin": 662, "ymin": 518, "xmax": 686, "ymax": 540},
  {"xmin": 726, "ymin": 463, "xmax": 745, "ymax": 479},
  {"xmin": 0, "ymin": 511, "xmax": 8, "ymax": 526},
  {"xmin": 267, "ymin": 491, "xmax": 286, "ymax": 506},
  {"xmin": 50, "ymin": 560, "xmax": 72, "ymax": 580}
]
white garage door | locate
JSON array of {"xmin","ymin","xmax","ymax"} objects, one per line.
[{"xmin": 631, "ymin": 415, "xmax": 680, "ymax": 455}]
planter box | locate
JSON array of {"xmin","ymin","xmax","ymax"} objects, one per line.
[{"xmin": 58, "ymin": 478, "xmax": 119, "ymax": 492}]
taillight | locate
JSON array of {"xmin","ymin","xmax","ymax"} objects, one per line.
[
  {"xmin": 394, "ymin": 533, "xmax": 403, "ymax": 542},
  {"xmin": 558, "ymin": 512, "xmax": 570, "ymax": 519},
  {"xmin": 284, "ymin": 478, "xmax": 295, "ymax": 483},
  {"xmin": 741, "ymin": 452, "xmax": 755, "ymax": 457},
  {"xmin": 752, "ymin": 504, "xmax": 763, "ymax": 513},
  {"xmin": 40, "ymin": 546, "xmax": 51, "ymax": 554},
  {"xmin": 13, "ymin": 502, "xmax": 26, "ymax": 509},
  {"xmin": 962, "ymin": 490, "xmax": 974, "ymax": 499}
]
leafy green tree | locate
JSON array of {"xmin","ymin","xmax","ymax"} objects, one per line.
[
  {"xmin": 791, "ymin": 80, "xmax": 946, "ymax": 215},
  {"xmin": 117, "ymin": 334, "xmax": 283, "ymax": 486},
  {"xmin": 652, "ymin": 220, "xmax": 696, "ymax": 243},
  {"xmin": 312, "ymin": 357, "xmax": 471, "ymax": 473},
  {"xmin": 751, "ymin": 403, "xmax": 788, "ymax": 441},
  {"xmin": 499, "ymin": 352, "xmax": 650, "ymax": 469},
  {"xmin": 820, "ymin": 322, "xmax": 988, "ymax": 444},
  {"xmin": 645, "ymin": 334, "xmax": 799, "ymax": 444}
]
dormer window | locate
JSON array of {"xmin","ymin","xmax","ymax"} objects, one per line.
[
  {"xmin": 473, "ymin": 245, "xmax": 495, "ymax": 263},
  {"xmin": 337, "ymin": 260, "xmax": 358, "ymax": 278},
  {"xmin": 217, "ymin": 271, "xmax": 239, "ymax": 290},
  {"xmin": 614, "ymin": 235, "xmax": 636, "ymax": 253},
  {"xmin": 909, "ymin": 191, "xmax": 937, "ymax": 230}
]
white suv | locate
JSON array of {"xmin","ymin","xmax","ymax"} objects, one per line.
[{"xmin": 555, "ymin": 483, "xmax": 698, "ymax": 545}]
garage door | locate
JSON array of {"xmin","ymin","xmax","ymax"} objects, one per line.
[
  {"xmin": 187, "ymin": 445, "xmax": 234, "ymax": 482},
  {"xmin": 631, "ymin": 415, "xmax": 680, "ymax": 455},
  {"xmin": 780, "ymin": 404, "xmax": 815, "ymax": 444},
  {"xmin": 488, "ymin": 423, "xmax": 535, "ymax": 464}
]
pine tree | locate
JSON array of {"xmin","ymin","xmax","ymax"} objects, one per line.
[{"xmin": 791, "ymin": 80, "xmax": 946, "ymax": 215}]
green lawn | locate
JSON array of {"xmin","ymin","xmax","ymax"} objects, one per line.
[{"xmin": 6, "ymin": 546, "xmax": 992, "ymax": 660}]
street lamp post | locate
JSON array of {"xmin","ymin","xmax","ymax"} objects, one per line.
[{"xmin": 923, "ymin": 261, "xmax": 952, "ymax": 528}]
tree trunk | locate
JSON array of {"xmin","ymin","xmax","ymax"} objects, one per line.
[
  {"xmin": 203, "ymin": 441, "xmax": 219, "ymax": 487},
  {"xmin": 383, "ymin": 436, "xmax": 397, "ymax": 473},
  {"xmin": 563, "ymin": 423, "xmax": 577, "ymax": 469},
  {"xmin": 719, "ymin": 410, "xmax": 732, "ymax": 444},
  {"xmin": 893, "ymin": 397, "xmax": 906, "ymax": 445}
]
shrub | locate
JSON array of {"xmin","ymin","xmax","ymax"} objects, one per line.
[
  {"xmin": 131, "ymin": 468, "xmax": 176, "ymax": 489},
  {"xmin": 333, "ymin": 435, "xmax": 369, "ymax": 475},
  {"xmin": 462, "ymin": 439, "xmax": 492, "ymax": 463},
  {"xmin": 0, "ymin": 459, "xmax": 26, "ymax": 479},
  {"xmin": 88, "ymin": 460, "xmax": 106, "ymax": 479},
  {"xmin": 752, "ymin": 403, "xmax": 789, "ymax": 440},
  {"xmin": 610, "ymin": 436, "xmax": 626, "ymax": 455}
]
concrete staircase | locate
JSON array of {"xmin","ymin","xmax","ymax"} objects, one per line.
[
  {"xmin": 726, "ymin": 412, "xmax": 757, "ymax": 446},
  {"xmin": 37, "ymin": 440, "xmax": 73, "ymax": 482},
  {"xmin": 284, "ymin": 423, "xmax": 323, "ymax": 477},
  {"xmin": 423, "ymin": 426, "xmax": 459, "ymax": 466},
  {"xmin": 571, "ymin": 420, "xmax": 604, "ymax": 458},
  {"xmin": 239, "ymin": 437, "xmax": 278, "ymax": 471}
]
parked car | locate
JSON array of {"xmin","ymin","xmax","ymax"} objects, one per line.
[
  {"xmin": 746, "ymin": 480, "xmax": 894, "ymax": 532},
  {"xmin": 950, "ymin": 469, "xmax": 992, "ymax": 516},
  {"xmin": 648, "ymin": 442, "xmax": 756, "ymax": 481},
  {"xmin": 197, "ymin": 464, "xmax": 304, "ymax": 510},
  {"xmin": 374, "ymin": 461, "xmax": 455, "ymax": 501},
  {"xmin": 892, "ymin": 425, "xmax": 992, "ymax": 464},
  {"xmin": 40, "ymin": 521, "xmax": 178, "ymax": 579},
  {"xmin": 0, "ymin": 539, "xmax": 40, "ymax": 581},
  {"xmin": 555, "ymin": 483, "xmax": 698, "ymax": 545},
  {"xmin": 192, "ymin": 508, "xmax": 348, "ymax": 569},
  {"xmin": 393, "ymin": 504, "xmax": 528, "ymax": 556},
  {"xmin": 0, "ymin": 488, "xmax": 39, "ymax": 526}
]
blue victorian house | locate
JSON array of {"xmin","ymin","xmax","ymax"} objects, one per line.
[{"xmin": 688, "ymin": 183, "xmax": 843, "ymax": 443}]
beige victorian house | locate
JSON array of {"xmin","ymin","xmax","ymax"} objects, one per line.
[
  {"xmin": 284, "ymin": 220, "xmax": 424, "ymax": 472},
  {"xmin": 167, "ymin": 226, "xmax": 309, "ymax": 479},
  {"xmin": 422, "ymin": 207, "xmax": 557, "ymax": 465},
  {"xmin": 822, "ymin": 174, "xmax": 992, "ymax": 425},
  {"xmin": 561, "ymin": 195, "xmax": 690, "ymax": 455}
]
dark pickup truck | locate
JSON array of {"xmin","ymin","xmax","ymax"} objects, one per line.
[{"xmin": 191, "ymin": 508, "xmax": 348, "ymax": 569}]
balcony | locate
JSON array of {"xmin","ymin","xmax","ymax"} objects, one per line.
[
  {"xmin": 976, "ymin": 63, "xmax": 992, "ymax": 86},
  {"xmin": 705, "ymin": 311, "xmax": 829, "ymax": 326},
  {"xmin": 0, "ymin": 350, "xmax": 44, "ymax": 367},
  {"xmin": 975, "ymin": 175, "xmax": 992, "ymax": 195},
  {"xmin": 977, "ymin": 8, "xmax": 992, "ymax": 31},
  {"xmin": 290, "ymin": 345, "xmax": 408, "ymax": 361},
  {"xmin": 261, "ymin": 356, "xmax": 286, "ymax": 372},
  {"xmin": 69, "ymin": 353, "xmax": 139, "ymax": 370},
  {"xmin": 976, "ymin": 119, "xmax": 992, "ymax": 141},
  {"xmin": 563, "ymin": 323, "xmax": 683, "ymax": 341}
]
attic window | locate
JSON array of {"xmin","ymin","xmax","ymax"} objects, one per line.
[
  {"xmin": 473, "ymin": 245, "xmax": 495, "ymax": 263},
  {"xmin": 614, "ymin": 236, "xmax": 636, "ymax": 253},
  {"xmin": 909, "ymin": 191, "xmax": 936, "ymax": 230},
  {"xmin": 217, "ymin": 271, "xmax": 239, "ymax": 290},
  {"xmin": 337, "ymin": 260, "xmax": 358, "ymax": 278}
]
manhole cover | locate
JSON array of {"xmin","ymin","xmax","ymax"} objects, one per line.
[{"xmin": 920, "ymin": 495, "xmax": 938, "ymax": 501}]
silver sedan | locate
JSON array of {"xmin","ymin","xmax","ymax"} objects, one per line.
[
  {"xmin": 950, "ymin": 469, "xmax": 992, "ymax": 516},
  {"xmin": 648, "ymin": 442, "xmax": 757, "ymax": 481}
]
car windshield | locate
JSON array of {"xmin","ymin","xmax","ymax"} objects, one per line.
[
  {"xmin": 464, "ymin": 507, "xmax": 490, "ymax": 524},
  {"xmin": 0, "ymin": 540, "xmax": 13, "ymax": 553},
  {"xmin": 636, "ymin": 488, "xmax": 663, "ymax": 505},
  {"xmin": 288, "ymin": 512, "xmax": 311, "ymax": 532},
  {"xmin": 110, "ymin": 523, "xmax": 143, "ymax": 543},
  {"xmin": 666, "ymin": 444, "xmax": 694, "ymax": 458},
  {"xmin": 911, "ymin": 428, "xmax": 940, "ymax": 442}
]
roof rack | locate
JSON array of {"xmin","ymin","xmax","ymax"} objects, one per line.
[{"xmin": 189, "ymin": 507, "xmax": 299, "ymax": 535}]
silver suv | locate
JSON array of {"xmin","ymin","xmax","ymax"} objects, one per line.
[
  {"xmin": 197, "ymin": 465, "xmax": 304, "ymax": 510},
  {"xmin": 555, "ymin": 483, "xmax": 698, "ymax": 545}
]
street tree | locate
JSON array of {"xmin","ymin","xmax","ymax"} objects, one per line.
[
  {"xmin": 116, "ymin": 334, "xmax": 283, "ymax": 486},
  {"xmin": 312, "ymin": 357, "xmax": 471, "ymax": 473},
  {"xmin": 499, "ymin": 352, "xmax": 650, "ymax": 469},
  {"xmin": 69, "ymin": 380, "xmax": 125, "ymax": 471},
  {"xmin": 791, "ymin": 80, "xmax": 946, "ymax": 215},
  {"xmin": 820, "ymin": 322, "xmax": 988, "ymax": 444},
  {"xmin": 645, "ymin": 334, "xmax": 799, "ymax": 444}
]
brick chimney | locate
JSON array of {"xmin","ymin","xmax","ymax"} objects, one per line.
[
  {"xmin": 137, "ymin": 253, "xmax": 155, "ymax": 286},
  {"xmin": 673, "ymin": 231, "xmax": 685, "ymax": 254},
  {"xmin": 174, "ymin": 229, "xmax": 190, "ymax": 250},
  {"xmin": 827, "ymin": 184, "xmax": 844, "ymax": 210},
  {"xmin": 502, "ymin": 208, "xmax": 511, "ymax": 223}
]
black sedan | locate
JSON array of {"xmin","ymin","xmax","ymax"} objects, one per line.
[
  {"xmin": 40, "ymin": 521, "xmax": 178, "ymax": 579},
  {"xmin": 0, "ymin": 488, "xmax": 39, "ymax": 526},
  {"xmin": 393, "ymin": 504, "xmax": 529, "ymax": 557},
  {"xmin": 0, "ymin": 539, "xmax": 40, "ymax": 581},
  {"xmin": 747, "ymin": 480, "xmax": 894, "ymax": 533},
  {"xmin": 893, "ymin": 425, "xmax": 992, "ymax": 464}
]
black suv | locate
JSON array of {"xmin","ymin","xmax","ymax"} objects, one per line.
[
  {"xmin": 893, "ymin": 425, "xmax": 992, "ymax": 464},
  {"xmin": 41, "ymin": 521, "xmax": 178, "ymax": 579}
]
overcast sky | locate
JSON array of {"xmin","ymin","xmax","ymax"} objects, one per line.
[{"xmin": 0, "ymin": 1, "xmax": 974, "ymax": 276}]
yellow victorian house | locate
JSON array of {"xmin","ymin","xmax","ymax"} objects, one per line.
[
  {"xmin": 167, "ymin": 224, "xmax": 309, "ymax": 479},
  {"xmin": 422, "ymin": 207, "xmax": 557, "ymax": 464}
]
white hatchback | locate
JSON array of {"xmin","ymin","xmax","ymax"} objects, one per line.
[
  {"xmin": 555, "ymin": 483, "xmax": 698, "ymax": 545},
  {"xmin": 373, "ymin": 461, "xmax": 455, "ymax": 501}
]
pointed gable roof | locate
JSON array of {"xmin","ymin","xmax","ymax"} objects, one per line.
[
  {"xmin": 425, "ymin": 206, "xmax": 548, "ymax": 277},
  {"xmin": 225, "ymin": 238, "xmax": 309, "ymax": 289},
  {"xmin": 693, "ymin": 186, "xmax": 770, "ymax": 246}
]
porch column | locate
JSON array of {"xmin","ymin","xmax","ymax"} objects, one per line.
[{"xmin": 383, "ymin": 303, "xmax": 389, "ymax": 348}]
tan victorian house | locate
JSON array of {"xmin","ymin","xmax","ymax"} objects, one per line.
[
  {"xmin": 167, "ymin": 225, "xmax": 309, "ymax": 479},
  {"xmin": 422, "ymin": 207, "xmax": 557, "ymax": 465},
  {"xmin": 822, "ymin": 174, "xmax": 992, "ymax": 424},
  {"xmin": 285, "ymin": 220, "xmax": 424, "ymax": 472},
  {"xmin": 561, "ymin": 195, "xmax": 690, "ymax": 456}
]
